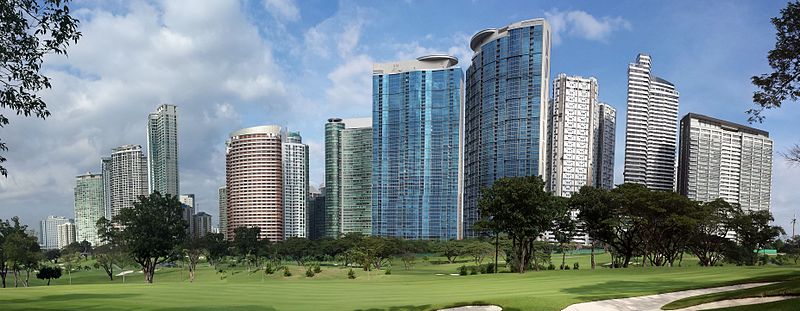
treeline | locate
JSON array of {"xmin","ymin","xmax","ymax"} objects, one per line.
[{"xmin": 478, "ymin": 176, "xmax": 785, "ymax": 273}]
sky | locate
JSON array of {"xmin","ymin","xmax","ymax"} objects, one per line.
[{"xmin": 1, "ymin": 0, "xmax": 799, "ymax": 235}]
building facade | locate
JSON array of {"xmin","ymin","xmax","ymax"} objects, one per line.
[
  {"xmin": 40, "ymin": 216, "xmax": 70, "ymax": 250},
  {"xmin": 107, "ymin": 145, "xmax": 149, "ymax": 218},
  {"xmin": 147, "ymin": 104, "xmax": 179, "ymax": 196},
  {"xmin": 464, "ymin": 19, "xmax": 552, "ymax": 236},
  {"xmin": 57, "ymin": 222, "xmax": 76, "ymax": 249},
  {"xmin": 677, "ymin": 113, "xmax": 773, "ymax": 212},
  {"xmin": 283, "ymin": 132, "xmax": 309, "ymax": 239},
  {"xmin": 623, "ymin": 54, "xmax": 680, "ymax": 191},
  {"xmin": 307, "ymin": 186, "xmax": 326, "ymax": 240},
  {"xmin": 226, "ymin": 125, "xmax": 284, "ymax": 241},
  {"xmin": 595, "ymin": 103, "xmax": 617, "ymax": 190},
  {"xmin": 193, "ymin": 212, "xmax": 213, "ymax": 238},
  {"xmin": 218, "ymin": 186, "xmax": 227, "ymax": 239},
  {"xmin": 372, "ymin": 55, "xmax": 464, "ymax": 240},
  {"xmin": 74, "ymin": 172, "xmax": 104, "ymax": 246},
  {"xmin": 180, "ymin": 194, "xmax": 196, "ymax": 238},
  {"xmin": 324, "ymin": 117, "xmax": 372, "ymax": 237}
]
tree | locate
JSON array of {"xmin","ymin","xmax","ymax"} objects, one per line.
[
  {"xmin": 687, "ymin": 199, "xmax": 736, "ymax": 266},
  {"xmin": 44, "ymin": 249, "xmax": 61, "ymax": 264},
  {"xmin": 464, "ymin": 240, "xmax": 493, "ymax": 266},
  {"xmin": 572, "ymin": 186, "xmax": 614, "ymax": 270},
  {"xmin": 0, "ymin": 217, "xmax": 28, "ymax": 287},
  {"xmin": 0, "ymin": 0, "xmax": 82, "ymax": 176},
  {"xmin": 203, "ymin": 233, "xmax": 229, "ymax": 269},
  {"xmin": 60, "ymin": 251, "xmax": 80, "ymax": 285},
  {"xmin": 436, "ymin": 240, "xmax": 463, "ymax": 264},
  {"xmin": 478, "ymin": 176, "xmax": 561, "ymax": 273},
  {"xmin": 182, "ymin": 237, "xmax": 203, "ymax": 282},
  {"xmin": 113, "ymin": 192, "xmax": 187, "ymax": 283},
  {"xmin": 36, "ymin": 266, "xmax": 61, "ymax": 285},
  {"xmin": 552, "ymin": 197, "xmax": 576, "ymax": 270},
  {"xmin": 729, "ymin": 209, "xmax": 785, "ymax": 265},
  {"xmin": 3, "ymin": 230, "xmax": 41, "ymax": 287},
  {"xmin": 780, "ymin": 236, "xmax": 800, "ymax": 263},
  {"xmin": 233, "ymin": 226, "xmax": 261, "ymax": 271}
]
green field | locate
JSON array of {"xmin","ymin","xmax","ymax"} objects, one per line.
[{"xmin": 1, "ymin": 253, "xmax": 798, "ymax": 310}]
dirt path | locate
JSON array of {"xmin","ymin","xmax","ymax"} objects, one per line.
[{"xmin": 561, "ymin": 282, "xmax": 775, "ymax": 311}]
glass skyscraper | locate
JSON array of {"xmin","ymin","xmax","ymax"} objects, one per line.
[
  {"xmin": 74, "ymin": 172, "xmax": 104, "ymax": 246},
  {"xmin": 372, "ymin": 55, "xmax": 464, "ymax": 240},
  {"xmin": 325, "ymin": 118, "xmax": 372, "ymax": 238},
  {"xmin": 463, "ymin": 19, "xmax": 552, "ymax": 236},
  {"xmin": 147, "ymin": 104, "xmax": 179, "ymax": 196}
]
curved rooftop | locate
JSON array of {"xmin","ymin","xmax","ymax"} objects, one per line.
[
  {"xmin": 229, "ymin": 125, "xmax": 282, "ymax": 138},
  {"xmin": 469, "ymin": 18, "xmax": 548, "ymax": 52},
  {"xmin": 651, "ymin": 76, "xmax": 675, "ymax": 87},
  {"xmin": 417, "ymin": 54, "xmax": 458, "ymax": 67}
]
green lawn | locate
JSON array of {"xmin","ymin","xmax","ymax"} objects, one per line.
[
  {"xmin": 663, "ymin": 275, "xmax": 800, "ymax": 310},
  {"xmin": 1, "ymin": 254, "xmax": 798, "ymax": 311}
]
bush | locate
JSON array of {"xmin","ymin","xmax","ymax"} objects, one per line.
[
  {"xmin": 547, "ymin": 264, "xmax": 556, "ymax": 270},
  {"xmin": 564, "ymin": 265, "xmax": 571, "ymax": 270},
  {"xmin": 469, "ymin": 265, "xmax": 479, "ymax": 275},
  {"xmin": 283, "ymin": 266, "xmax": 292, "ymax": 277},
  {"xmin": 305, "ymin": 267, "xmax": 315, "ymax": 277},
  {"xmin": 573, "ymin": 262, "xmax": 580, "ymax": 270},
  {"xmin": 313, "ymin": 264, "xmax": 322, "ymax": 273},
  {"xmin": 385, "ymin": 268, "xmax": 391, "ymax": 275},
  {"xmin": 264, "ymin": 261, "xmax": 278, "ymax": 275},
  {"xmin": 458, "ymin": 265, "xmax": 468, "ymax": 276},
  {"xmin": 347, "ymin": 268, "xmax": 356, "ymax": 279}
]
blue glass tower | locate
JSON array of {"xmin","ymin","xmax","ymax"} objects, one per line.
[
  {"xmin": 372, "ymin": 55, "xmax": 464, "ymax": 240},
  {"xmin": 463, "ymin": 19, "xmax": 552, "ymax": 237}
]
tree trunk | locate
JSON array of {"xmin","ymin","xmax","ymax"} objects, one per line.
[
  {"xmin": 561, "ymin": 244, "xmax": 567, "ymax": 270},
  {"xmin": 590, "ymin": 243, "xmax": 596, "ymax": 270},
  {"xmin": 24, "ymin": 269, "xmax": 30, "ymax": 287},
  {"xmin": 13, "ymin": 269, "xmax": 19, "ymax": 287},
  {"xmin": 47, "ymin": 278, "xmax": 51, "ymax": 285},
  {"xmin": 494, "ymin": 232, "xmax": 499, "ymax": 274}
]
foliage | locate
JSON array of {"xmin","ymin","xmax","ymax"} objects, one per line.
[
  {"xmin": 35, "ymin": 266, "xmax": 61, "ymax": 285},
  {"xmin": 463, "ymin": 240, "xmax": 493, "ymax": 266},
  {"xmin": 283, "ymin": 266, "xmax": 291, "ymax": 277},
  {"xmin": 305, "ymin": 266, "xmax": 315, "ymax": 277},
  {"xmin": 203, "ymin": 233, "xmax": 229, "ymax": 269},
  {"xmin": 347, "ymin": 268, "xmax": 355, "ymax": 279},
  {"xmin": 686, "ymin": 199, "xmax": 735, "ymax": 266},
  {"xmin": 113, "ymin": 192, "xmax": 187, "ymax": 283},
  {"xmin": 3, "ymin": 230, "xmax": 41, "ymax": 287},
  {"xmin": 727, "ymin": 209, "xmax": 785, "ymax": 265},
  {"xmin": 0, "ymin": 217, "xmax": 28, "ymax": 288},
  {"xmin": 44, "ymin": 249, "xmax": 61, "ymax": 264},
  {"xmin": 0, "ymin": 0, "xmax": 82, "ymax": 176},
  {"xmin": 458, "ymin": 265, "xmax": 467, "ymax": 276},
  {"xmin": 436, "ymin": 240, "xmax": 463, "ymax": 264}
]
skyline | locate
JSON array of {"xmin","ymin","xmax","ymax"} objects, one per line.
[{"xmin": 1, "ymin": 0, "xmax": 799, "ymax": 234}]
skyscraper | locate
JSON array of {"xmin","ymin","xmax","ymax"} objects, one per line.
[
  {"xmin": 325, "ymin": 117, "xmax": 372, "ymax": 237},
  {"xmin": 74, "ymin": 172, "xmax": 104, "ymax": 246},
  {"xmin": 218, "ymin": 186, "xmax": 227, "ymax": 239},
  {"xmin": 57, "ymin": 222, "xmax": 76, "ymax": 249},
  {"xmin": 623, "ymin": 54, "xmax": 680, "ymax": 191},
  {"xmin": 372, "ymin": 55, "xmax": 463, "ymax": 240},
  {"xmin": 107, "ymin": 145, "xmax": 148, "ymax": 218},
  {"xmin": 464, "ymin": 19, "xmax": 552, "ymax": 236},
  {"xmin": 547, "ymin": 74, "xmax": 617, "ymax": 197},
  {"xmin": 180, "ymin": 194, "xmax": 196, "ymax": 238},
  {"xmin": 193, "ymin": 212, "xmax": 213, "ymax": 238},
  {"xmin": 677, "ymin": 113, "xmax": 773, "ymax": 212},
  {"xmin": 147, "ymin": 104, "xmax": 179, "ymax": 196},
  {"xmin": 40, "ymin": 216, "xmax": 70, "ymax": 250},
  {"xmin": 226, "ymin": 125, "xmax": 285, "ymax": 241},
  {"xmin": 307, "ymin": 186, "xmax": 326, "ymax": 240},
  {"xmin": 283, "ymin": 132, "xmax": 309, "ymax": 239}
]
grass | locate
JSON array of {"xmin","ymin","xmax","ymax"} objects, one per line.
[
  {"xmin": 662, "ymin": 275, "xmax": 800, "ymax": 310},
  {"xmin": 0, "ymin": 253, "xmax": 799, "ymax": 310}
]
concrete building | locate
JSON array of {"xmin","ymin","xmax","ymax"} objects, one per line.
[
  {"xmin": 180, "ymin": 194, "xmax": 196, "ymax": 238},
  {"xmin": 226, "ymin": 125, "xmax": 285, "ymax": 241},
  {"xmin": 57, "ymin": 222, "xmax": 76, "ymax": 249},
  {"xmin": 623, "ymin": 54, "xmax": 680, "ymax": 191},
  {"xmin": 193, "ymin": 212, "xmax": 213, "ymax": 238},
  {"xmin": 464, "ymin": 19, "xmax": 551, "ymax": 237},
  {"xmin": 308, "ymin": 186, "xmax": 326, "ymax": 240},
  {"xmin": 218, "ymin": 186, "xmax": 227, "ymax": 239},
  {"xmin": 106, "ymin": 145, "xmax": 149, "ymax": 218},
  {"xmin": 324, "ymin": 117, "xmax": 372, "ymax": 237},
  {"xmin": 678, "ymin": 113, "xmax": 773, "ymax": 212},
  {"xmin": 40, "ymin": 216, "xmax": 70, "ymax": 250},
  {"xmin": 283, "ymin": 132, "xmax": 309, "ymax": 239},
  {"xmin": 74, "ymin": 172, "xmax": 104, "ymax": 246},
  {"xmin": 372, "ymin": 55, "xmax": 464, "ymax": 240},
  {"xmin": 147, "ymin": 104, "xmax": 179, "ymax": 196},
  {"xmin": 595, "ymin": 103, "xmax": 617, "ymax": 190}
]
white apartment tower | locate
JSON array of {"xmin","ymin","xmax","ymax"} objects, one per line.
[
  {"xmin": 39, "ymin": 216, "xmax": 70, "ymax": 250},
  {"xmin": 180, "ymin": 194, "xmax": 196, "ymax": 238},
  {"xmin": 57, "ymin": 222, "xmax": 76, "ymax": 249},
  {"xmin": 623, "ymin": 54, "xmax": 680, "ymax": 191},
  {"xmin": 283, "ymin": 132, "xmax": 309, "ymax": 239},
  {"xmin": 107, "ymin": 145, "xmax": 149, "ymax": 218},
  {"xmin": 678, "ymin": 113, "xmax": 773, "ymax": 212},
  {"xmin": 147, "ymin": 104, "xmax": 179, "ymax": 196},
  {"xmin": 74, "ymin": 172, "xmax": 104, "ymax": 246}
]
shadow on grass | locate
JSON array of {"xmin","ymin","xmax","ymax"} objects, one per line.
[
  {"xmin": 562, "ymin": 280, "xmax": 704, "ymax": 301},
  {"xmin": 156, "ymin": 306, "xmax": 277, "ymax": 311},
  {"xmin": 3, "ymin": 293, "xmax": 140, "ymax": 305}
]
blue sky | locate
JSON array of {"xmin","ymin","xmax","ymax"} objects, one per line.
[{"xmin": 1, "ymin": 0, "xmax": 798, "ymax": 235}]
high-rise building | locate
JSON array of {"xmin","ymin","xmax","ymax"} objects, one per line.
[
  {"xmin": 283, "ymin": 132, "xmax": 309, "ymax": 239},
  {"xmin": 180, "ymin": 194, "xmax": 196, "ymax": 238},
  {"xmin": 226, "ymin": 125, "xmax": 285, "ymax": 241},
  {"xmin": 218, "ymin": 186, "xmax": 227, "ymax": 239},
  {"xmin": 193, "ymin": 212, "xmax": 213, "ymax": 238},
  {"xmin": 464, "ymin": 19, "xmax": 552, "ymax": 237},
  {"xmin": 57, "ymin": 222, "xmax": 76, "ymax": 249},
  {"xmin": 677, "ymin": 113, "xmax": 773, "ymax": 212},
  {"xmin": 308, "ymin": 186, "xmax": 326, "ymax": 240},
  {"xmin": 74, "ymin": 172, "xmax": 104, "ymax": 246},
  {"xmin": 623, "ymin": 54, "xmax": 680, "ymax": 191},
  {"xmin": 101, "ymin": 157, "xmax": 112, "ymax": 218},
  {"xmin": 107, "ymin": 145, "xmax": 149, "ymax": 218},
  {"xmin": 40, "ymin": 216, "xmax": 70, "ymax": 250},
  {"xmin": 324, "ymin": 117, "xmax": 372, "ymax": 237},
  {"xmin": 372, "ymin": 55, "xmax": 463, "ymax": 240},
  {"xmin": 547, "ymin": 74, "xmax": 617, "ymax": 197},
  {"xmin": 147, "ymin": 104, "xmax": 179, "ymax": 196}
]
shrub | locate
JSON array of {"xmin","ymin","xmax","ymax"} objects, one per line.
[
  {"xmin": 385, "ymin": 268, "xmax": 391, "ymax": 275},
  {"xmin": 458, "ymin": 265, "xmax": 468, "ymax": 276},
  {"xmin": 283, "ymin": 266, "xmax": 292, "ymax": 277},
  {"xmin": 547, "ymin": 264, "xmax": 556, "ymax": 270},
  {"xmin": 564, "ymin": 265, "xmax": 571, "ymax": 270},
  {"xmin": 264, "ymin": 261, "xmax": 278, "ymax": 275},
  {"xmin": 469, "ymin": 266, "xmax": 479, "ymax": 275},
  {"xmin": 305, "ymin": 267, "xmax": 315, "ymax": 277},
  {"xmin": 313, "ymin": 264, "xmax": 322, "ymax": 273},
  {"xmin": 485, "ymin": 262, "xmax": 495, "ymax": 273},
  {"xmin": 347, "ymin": 268, "xmax": 356, "ymax": 279},
  {"xmin": 573, "ymin": 262, "xmax": 580, "ymax": 270}
]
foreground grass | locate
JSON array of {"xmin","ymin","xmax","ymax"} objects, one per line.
[
  {"xmin": 1, "ymin": 254, "xmax": 798, "ymax": 310},
  {"xmin": 663, "ymin": 276, "xmax": 800, "ymax": 310}
]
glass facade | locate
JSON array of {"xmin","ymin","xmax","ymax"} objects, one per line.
[
  {"xmin": 74, "ymin": 173, "xmax": 104, "ymax": 246},
  {"xmin": 372, "ymin": 63, "xmax": 463, "ymax": 240},
  {"xmin": 325, "ymin": 118, "xmax": 373, "ymax": 237},
  {"xmin": 464, "ymin": 20, "xmax": 551, "ymax": 237}
]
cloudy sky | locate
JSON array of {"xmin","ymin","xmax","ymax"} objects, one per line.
[{"xmin": 2, "ymin": 0, "xmax": 799, "ymax": 234}]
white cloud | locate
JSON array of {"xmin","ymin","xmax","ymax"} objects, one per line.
[
  {"xmin": 303, "ymin": 5, "xmax": 370, "ymax": 60},
  {"xmin": 325, "ymin": 54, "xmax": 373, "ymax": 112},
  {"xmin": 263, "ymin": 0, "xmax": 300, "ymax": 22},
  {"xmin": 545, "ymin": 9, "xmax": 631, "ymax": 45}
]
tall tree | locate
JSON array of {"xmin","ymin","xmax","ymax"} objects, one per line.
[
  {"xmin": 0, "ymin": 217, "xmax": 28, "ymax": 287},
  {"xmin": 0, "ymin": 0, "xmax": 82, "ymax": 176},
  {"xmin": 552, "ymin": 197, "xmax": 576, "ymax": 270},
  {"xmin": 572, "ymin": 186, "xmax": 614, "ymax": 270},
  {"xmin": 3, "ymin": 231, "xmax": 40, "ymax": 287},
  {"xmin": 203, "ymin": 233, "xmax": 228, "ymax": 269},
  {"xmin": 729, "ymin": 209, "xmax": 785, "ymax": 265},
  {"xmin": 687, "ymin": 199, "xmax": 736, "ymax": 267},
  {"xmin": 113, "ymin": 192, "xmax": 187, "ymax": 283},
  {"xmin": 94, "ymin": 217, "xmax": 126, "ymax": 281}
]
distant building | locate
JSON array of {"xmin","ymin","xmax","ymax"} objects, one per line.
[
  {"xmin": 193, "ymin": 212, "xmax": 212, "ymax": 238},
  {"xmin": 283, "ymin": 132, "xmax": 309, "ymax": 239},
  {"xmin": 180, "ymin": 194, "xmax": 196, "ymax": 237},
  {"xmin": 677, "ymin": 113, "xmax": 773, "ymax": 212},
  {"xmin": 218, "ymin": 186, "xmax": 227, "ymax": 239},
  {"xmin": 57, "ymin": 222, "xmax": 76, "ymax": 249},
  {"xmin": 307, "ymin": 186, "xmax": 326, "ymax": 240},
  {"xmin": 325, "ymin": 117, "xmax": 372, "ymax": 238},
  {"xmin": 74, "ymin": 172, "xmax": 104, "ymax": 246},
  {"xmin": 40, "ymin": 216, "xmax": 70, "ymax": 250},
  {"xmin": 623, "ymin": 54, "xmax": 680, "ymax": 191},
  {"xmin": 372, "ymin": 55, "xmax": 463, "ymax": 239},
  {"xmin": 106, "ymin": 145, "xmax": 148, "ymax": 218},
  {"xmin": 595, "ymin": 103, "xmax": 617, "ymax": 190},
  {"xmin": 147, "ymin": 104, "xmax": 179, "ymax": 196}
]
